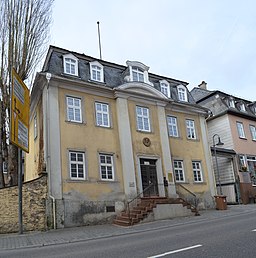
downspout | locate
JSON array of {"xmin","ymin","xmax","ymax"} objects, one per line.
[
  {"xmin": 45, "ymin": 73, "xmax": 56, "ymax": 230},
  {"xmin": 49, "ymin": 195, "xmax": 56, "ymax": 229}
]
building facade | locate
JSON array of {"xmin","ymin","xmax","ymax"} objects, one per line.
[
  {"xmin": 26, "ymin": 46, "xmax": 215, "ymax": 228},
  {"xmin": 191, "ymin": 82, "xmax": 256, "ymax": 204}
]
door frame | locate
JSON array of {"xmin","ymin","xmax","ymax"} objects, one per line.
[{"xmin": 137, "ymin": 155, "xmax": 165, "ymax": 197}]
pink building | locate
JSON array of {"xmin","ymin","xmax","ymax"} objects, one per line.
[{"xmin": 191, "ymin": 82, "xmax": 256, "ymax": 204}]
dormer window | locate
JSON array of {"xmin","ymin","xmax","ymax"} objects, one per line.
[
  {"xmin": 160, "ymin": 80, "xmax": 170, "ymax": 97},
  {"xmin": 90, "ymin": 61, "xmax": 104, "ymax": 82},
  {"xmin": 177, "ymin": 85, "xmax": 188, "ymax": 102},
  {"xmin": 229, "ymin": 99, "xmax": 235, "ymax": 108},
  {"xmin": 240, "ymin": 103, "xmax": 246, "ymax": 112},
  {"xmin": 132, "ymin": 67, "xmax": 144, "ymax": 82},
  {"xmin": 63, "ymin": 54, "xmax": 78, "ymax": 76},
  {"xmin": 126, "ymin": 61, "xmax": 150, "ymax": 84}
]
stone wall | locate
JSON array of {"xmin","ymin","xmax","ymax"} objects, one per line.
[{"xmin": 0, "ymin": 175, "xmax": 47, "ymax": 234}]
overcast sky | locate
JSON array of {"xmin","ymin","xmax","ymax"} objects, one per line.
[{"xmin": 50, "ymin": 0, "xmax": 256, "ymax": 101}]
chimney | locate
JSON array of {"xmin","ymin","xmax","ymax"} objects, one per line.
[{"xmin": 198, "ymin": 81, "xmax": 207, "ymax": 90}]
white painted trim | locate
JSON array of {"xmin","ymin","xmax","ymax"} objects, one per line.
[
  {"xmin": 89, "ymin": 60, "xmax": 104, "ymax": 82},
  {"xmin": 116, "ymin": 97, "xmax": 137, "ymax": 199},
  {"xmin": 63, "ymin": 53, "xmax": 78, "ymax": 76},
  {"xmin": 157, "ymin": 105, "xmax": 176, "ymax": 197}
]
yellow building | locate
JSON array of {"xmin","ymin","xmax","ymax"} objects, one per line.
[{"xmin": 26, "ymin": 46, "xmax": 216, "ymax": 228}]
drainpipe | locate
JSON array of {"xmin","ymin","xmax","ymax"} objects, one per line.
[
  {"xmin": 49, "ymin": 195, "xmax": 56, "ymax": 229},
  {"xmin": 45, "ymin": 73, "xmax": 56, "ymax": 229}
]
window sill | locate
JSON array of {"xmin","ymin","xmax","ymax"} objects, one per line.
[
  {"xmin": 193, "ymin": 182, "xmax": 206, "ymax": 185},
  {"xmin": 239, "ymin": 137, "xmax": 247, "ymax": 140},
  {"xmin": 65, "ymin": 120, "xmax": 86, "ymax": 125},
  {"xmin": 137, "ymin": 130, "xmax": 152, "ymax": 134}
]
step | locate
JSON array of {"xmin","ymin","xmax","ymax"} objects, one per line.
[{"xmin": 113, "ymin": 219, "xmax": 131, "ymax": 226}]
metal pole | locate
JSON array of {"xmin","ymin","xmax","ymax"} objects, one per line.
[
  {"xmin": 18, "ymin": 148, "xmax": 23, "ymax": 234},
  {"xmin": 97, "ymin": 21, "xmax": 102, "ymax": 60},
  {"xmin": 213, "ymin": 136, "xmax": 223, "ymax": 195}
]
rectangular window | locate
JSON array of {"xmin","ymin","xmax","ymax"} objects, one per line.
[
  {"xmin": 173, "ymin": 160, "xmax": 185, "ymax": 182},
  {"xmin": 250, "ymin": 125, "xmax": 256, "ymax": 141},
  {"xmin": 69, "ymin": 151, "xmax": 86, "ymax": 180},
  {"xmin": 192, "ymin": 161, "xmax": 203, "ymax": 182},
  {"xmin": 34, "ymin": 114, "xmax": 37, "ymax": 139},
  {"xmin": 186, "ymin": 119, "xmax": 196, "ymax": 139},
  {"xmin": 136, "ymin": 106, "xmax": 150, "ymax": 132},
  {"xmin": 160, "ymin": 82, "xmax": 170, "ymax": 97},
  {"xmin": 236, "ymin": 122, "xmax": 246, "ymax": 138},
  {"xmin": 95, "ymin": 102, "xmax": 110, "ymax": 127},
  {"xmin": 66, "ymin": 96, "xmax": 82, "ymax": 123},
  {"xmin": 167, "ymin": 116, "xmax": 178, "ymax": 137},
  {"xmin": 132, "ymin": 67, "xmax": 144, "ymax": 82},
  {"xmin": 65, "ymin": 58, "xmax": 77, "ymax": 75},
  {"xmin": 99, "ymin": 154, "xmax": 114, "ymax": 180},
  {"xmin": 92, "ymin": 65, "xmax": 102, "ymax": 81}
]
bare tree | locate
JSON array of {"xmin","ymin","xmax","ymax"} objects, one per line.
[{"xmin": 0, "ymin": 0, "xmax": 54, "ymax": 187}]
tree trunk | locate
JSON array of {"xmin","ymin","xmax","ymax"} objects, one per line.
[
  {"xmin": 0, "ymin": 101, "xmax": 5, "ymax": 188},
  {"xmin": 8, "ymin": 144, "xmax": 18, "ymax": 186}
]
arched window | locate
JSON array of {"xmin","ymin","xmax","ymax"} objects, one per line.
[
  {"xmin": 177, "ymin": 85, "xmax": 188, "ymax": 102},
  {"xmin": 160, "ymin": 80, "xmax": 170, "ymax": 97},
  {"xmin": 63, "ymin": 54, "xmax": 78, "ymax": 76},
  {"xmin": 90, "ymin": 61, "xmax": 104, "ymax": 82}
]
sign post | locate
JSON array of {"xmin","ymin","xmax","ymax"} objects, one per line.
[{"xmin": 10, "ymin": 68, "xmax": 30, "ymax": 234}]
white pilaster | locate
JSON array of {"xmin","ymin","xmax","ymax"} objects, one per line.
[
  {"xmin": 157, "ymin": 105, "xmax": 177, "ymax": 197},
  {"xmin": 45, "ymin": 85, "xmax": 62, "ymax": 199},
  {"xmin": 116, "ymin": 97, "xmax": 137, "ymax": 199}
]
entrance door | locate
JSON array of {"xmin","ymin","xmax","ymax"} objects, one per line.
[{"xmin": 140, "ymin": 158, "xmax": 158, "ymax": 197}]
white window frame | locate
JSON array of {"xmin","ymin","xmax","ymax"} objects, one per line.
[
  {"xmin": 69, "ymin": 151, "xmax": 86, "ymax": 180},
  {"xmin": 186, "ymin": 119, "xmax": 196, "ymax": 139},
  {"xmin": 136, "ymin": 106, "xmax": 151, "ymax": 132},
  {"xmin": 126, "ymin": 61, "xmax": 150, "ymax": 84},
  {"xmin": 236, "ymin": 122, "xmax": 246, "ymax": 138},
  {"xmin": 34, "ymin": 114, "xmax": 37, "ymax": 140},
  {"xmin": 173, "ymin": 160, "xmax": 185, "ymax": 182},
  {"xmin": 95, "ymin": 102, "xmax": 110, "ymax": 127},
  {"xmin": 132, "ymin": 67, "xmax": 144, "ymax": 82},
  {"xmin": 90, "ymin": 61, "xmax": 104, "ymax": 82},
  {"xmin": 63, "ymin": 54, "xmax": 78, "ymax": 76},
  {"xmin": 192, "ymin": 161, "xmax": 203, "ymax": 182},
  {"xmin": 229, "ymin": 99, "xmax": 235, "ymax": 108},
  {"xmin": 177, "ymin": 85, "xmax": 188, "ymax": 102},
  {"xmin": 250, "ymin": 125, "xmax": 256, "ymax": 141},
  {"xmin": 240, "ymin": 103, "xmax": 246, "ymax": 112},
  {"xmin": 99, "ymin": 153, "xmax": 114, "ymax": 181},
  {"xmin": 160, "ymin": 80, "xmax": 170, "ymax": 97},
  {"xmin": 167, "ymin": 116, "xmax": 178, "ymax": 137},
  {"xmin": 66, "ymin": 96, "xmax": 82, "ymax": 123}
]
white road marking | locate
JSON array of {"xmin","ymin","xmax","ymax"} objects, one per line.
[
  {"xmin": 252, "ymin": 229, "xmax": 256, "ymax": 231},
  {"xmin": 148, "ymin": 244, "xmax": 202, "ymax": 258}
]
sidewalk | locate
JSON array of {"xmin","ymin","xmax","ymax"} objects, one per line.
[{"xmin": 0, "ymin": 204, "xmax": 256, "ymax": 250}]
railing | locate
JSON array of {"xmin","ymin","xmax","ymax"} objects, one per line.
[
  {"xmin": 127, "ymin": 183, "xmax": 154, "ymax": 224},
  {"xmin": 176, "ymin": 183, "xmax": 199, "ymax": 216}
]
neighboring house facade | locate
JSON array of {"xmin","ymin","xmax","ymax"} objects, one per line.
[
  {"xmin": 191, "ymin": 82, "xmax": 256, "ymax": 204},
  {"xmin": 26, "ymin": 46, "xmax": 215, "ymax": 228}
]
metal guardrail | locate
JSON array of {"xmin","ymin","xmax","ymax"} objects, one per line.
[
  {"xmin": 176, "ymin": 183, "xmax": 199, "ymax": 216},
  {"xmin": 127, "ymin": 183, "xmax": 154, "ymax": 224}
]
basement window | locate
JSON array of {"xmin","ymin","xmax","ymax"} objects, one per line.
[{"xmin": 106, "ymin": 206, "xmax": 115, "ymax": 212}]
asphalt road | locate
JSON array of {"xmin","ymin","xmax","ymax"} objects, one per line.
[{"xmin": 0, "ymin": 210, "xmax": 256, "ymax": 258}]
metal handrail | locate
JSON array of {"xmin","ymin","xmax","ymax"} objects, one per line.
[
  {"xmin": 176, "ymin": 183, "xmax": 199, "ymax": 216},
  {"xmin": 127, "ymin": 183, "xmax": 154, "ymax": 224}
]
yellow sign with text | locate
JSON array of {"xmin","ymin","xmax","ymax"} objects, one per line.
[{"xmin": 10, "ymin": 69, "xmax": 30, "ymax": 153}]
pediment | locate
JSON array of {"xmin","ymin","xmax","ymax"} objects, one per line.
[{"xmin": 116, "ymin": 82, "xmax": 168, "ymax": 99}]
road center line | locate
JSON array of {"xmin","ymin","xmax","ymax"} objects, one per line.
[{"xmin": 148, "ymin": 244, "xmax": 202, "ymax": 258}]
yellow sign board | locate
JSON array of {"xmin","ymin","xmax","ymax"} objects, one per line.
[{"xmin": 10, "ymin": 69, "xmax": 30, "ymax": 153}]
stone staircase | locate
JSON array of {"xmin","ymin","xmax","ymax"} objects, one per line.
[{"xmin": 113, "ymin": 197, "xmax": 199, "ymax": 226}]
